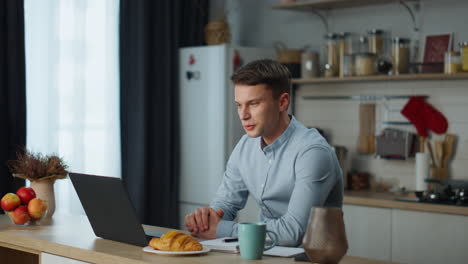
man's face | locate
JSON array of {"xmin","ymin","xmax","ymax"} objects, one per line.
[{"xmin": 235, "ymin": 84, "xmax": 285, "ymax": 139}]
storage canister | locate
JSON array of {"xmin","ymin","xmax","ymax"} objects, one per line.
[
  {"xmin": 301, "ymin": 51, "xmax": 320, "ymax": 78},
  {"xmin": 324, "ymin": 33, "xmax": 339, "ymax": 77},
  {"xmin": 444, "ymin": 51, "xmax": 461, "ymax": 74},
  {"xmin": 339, "ymin": 32, "xmax": 355, "ymax": 77},
  {"xmin": 367, "ymin": 29, "xmax": 385, "ymax": 56},
  {"xmin": 355, "ymin": 53, "xmax": 377, "ymax": 76},
  {"xmin": 205, "ymin": 20, "xmax": 230, "ymax": 45},
  {"xmin": 392, "ymin": 37, "xmax": 410, "ymax": 75},
  {"xmin": 275, "ymin": 42, "xmax": 302, "ymax": 78},
  {"xmin": 460, "ymin": 42, "xmax": 468, "ymax": 71}
]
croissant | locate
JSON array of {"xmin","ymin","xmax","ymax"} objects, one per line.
[{"xmin": 149, "ymin": 230, "xmax": 203, "ymax": 251}]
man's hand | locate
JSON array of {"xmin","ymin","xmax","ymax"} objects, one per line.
[{"xmin": 184, "ymin": 207, "xmax": 224, "ymax": 239}]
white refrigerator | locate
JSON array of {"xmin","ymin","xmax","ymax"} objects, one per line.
[{"xmin": 178, "ymin": 44, "xmax": 275, "ymax": 228}]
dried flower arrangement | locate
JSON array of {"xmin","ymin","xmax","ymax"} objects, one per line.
[{"xmin": 7, "ymin": 148, "xmax": 68, "ymax": 182}]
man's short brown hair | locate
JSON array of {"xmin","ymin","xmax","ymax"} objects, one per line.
[{"xmin": 231, "ymin": 59, "xmax": 291, "ymax": 99}]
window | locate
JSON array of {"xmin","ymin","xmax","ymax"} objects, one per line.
[{"xmin": 24, "ymin": 0, "xmax": 120, "ymax": 215}]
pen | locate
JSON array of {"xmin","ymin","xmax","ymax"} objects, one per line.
[{"xmin": 223, "ymin": 238, "xmax": 238, "ymax": 243}]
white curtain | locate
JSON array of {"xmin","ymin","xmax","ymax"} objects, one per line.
[{"xmin": 24, "ymin": 0, "xmax": 120, "ymax": 216}]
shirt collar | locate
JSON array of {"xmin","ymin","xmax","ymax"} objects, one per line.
[{"xmin": 262, "ymin": 115, "xmax": 297, "ymax": 153}]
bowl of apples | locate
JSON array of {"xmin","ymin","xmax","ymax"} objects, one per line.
[{"xmin": 1, "ymin": 187, "xmax": 48, "ymax": 226}]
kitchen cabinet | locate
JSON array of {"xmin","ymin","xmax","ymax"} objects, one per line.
[
  {"xmin": 41, "ymin": 253, "xmax": 90, "ymax": 264},
  {"xmin": 391, "ymin": 209, "xmax": 468, "ymax": 264},
  {"xmin": 344, "ymin": 204, "xmax": 468, "ymax": 263},
  {"xmin": 0, "ymin": 246, "xmax": 38, "ymax": 264},
  {"xmin": 343, "ymin": 205, "xmax": 392, "ymax": 262}
]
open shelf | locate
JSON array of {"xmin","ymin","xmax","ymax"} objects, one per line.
[
  {"xmin": 292, "ymin": 72, "xmax": 468, "ymax": 84},
  {"xmin": 271, "ymin": 0, "xmax": 416, "ymax": 11}
]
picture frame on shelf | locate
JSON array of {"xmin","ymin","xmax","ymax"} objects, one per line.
[{"xmin": 422, "ymin": 33, "xmax": 452, "ymax": 73}]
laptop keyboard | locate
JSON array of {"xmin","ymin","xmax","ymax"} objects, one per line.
[{"xmin": 145, "ymin": 229, "xmax": 165, "ymax": 239}]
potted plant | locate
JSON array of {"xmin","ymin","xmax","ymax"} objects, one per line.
[{"xmin": 7, "ymin": 148, "xmax": 69, "ymax": 219}]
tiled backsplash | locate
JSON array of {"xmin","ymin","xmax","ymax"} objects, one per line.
[{"xmin": 295, "ymin": 80, "xmax": 468, "ymax": 189}]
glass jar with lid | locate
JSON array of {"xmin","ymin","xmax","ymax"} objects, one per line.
[
  {"xmin": 324, "ymin": 33, "xmax": 339, "ymax": 77},
  {"xmin": 444, "ymin": 51, "xmax": 461, "ymax": 74},
  {"xmin": 460, "ymin": 42, "xmax": 468, "ymax": 71},
  {"xmin": 355, "ymin": 53, "xmax": 377, "ymax": 76},
  {"xmin": 392, "ymin": 37, "xmax": 410, "ymax": 75},
  {"xmin": 367, "ymin": 29, "xmax": 385, "ymax": 56},
  {"xmin": 338, "ymin": 32, "xmax": 355, "ymax": 77},
  {"xmin": 357, "ymin": 35, "xmax": 369, "ymax": 53}
]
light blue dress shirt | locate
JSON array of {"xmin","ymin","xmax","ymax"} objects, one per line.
[{"xmin": 210, "ymin": 116, "xmax": 343, "ymax": 246}]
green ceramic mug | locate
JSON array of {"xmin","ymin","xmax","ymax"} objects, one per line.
[{"xmin": 238, "ymin": 222, "xmax": 278, "ymax": 260}]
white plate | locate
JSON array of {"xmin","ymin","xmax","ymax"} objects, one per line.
[{"xmin": 143, "ymin": 246, "xmax": 211, "ymax": 256}]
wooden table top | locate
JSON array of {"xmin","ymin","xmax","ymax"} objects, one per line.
[{"xmin": 0, "ymin": 214, "xmax": 397, "ymax": 264}]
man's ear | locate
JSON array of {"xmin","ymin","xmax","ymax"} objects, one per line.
[{"xmin": 278, "ymin": 93, "xmax": 290, "ymax": 112}]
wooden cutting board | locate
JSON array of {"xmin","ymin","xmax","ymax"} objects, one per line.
[{"xmin": 357, "ymin": 103, "xmax": 375, "ymax": 154}]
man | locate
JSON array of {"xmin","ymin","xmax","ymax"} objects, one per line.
[{"xmin": 184, "ymin": 59, "xmax": 343, "ymax": 246}]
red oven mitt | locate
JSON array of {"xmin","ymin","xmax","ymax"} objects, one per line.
[{"xmin": 401, "ymin": 96, "xmax": 448, "ymax": 136}]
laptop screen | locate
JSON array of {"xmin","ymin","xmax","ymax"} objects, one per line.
[{"xmin": 70, "ymin": 173, "xmax": 160, "ymax": 246}]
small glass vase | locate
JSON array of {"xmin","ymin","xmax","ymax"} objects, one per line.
[{"xmin": 30, "ymin": 179, "xmax": 56, "ymax": 219}]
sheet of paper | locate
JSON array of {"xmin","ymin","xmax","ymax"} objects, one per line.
[
  {"xmin": 200, "ymin": 237, "xmax": 239, "ymax": 253},
  {"xmin": 263, "ymin": 246, "xmax": 304, "ymax": 257},
  {"xmin": 201, "ymin": 237, "xmax": 304, "ymax": 257}
]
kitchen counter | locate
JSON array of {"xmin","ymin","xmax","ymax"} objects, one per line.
[
  {"xmin": 344, "ymin": 190, "xmax": 468, "ymax": 216},
  {"xmin": 0, "ymin": 214, "xmax": 396, "ymax": 264}
]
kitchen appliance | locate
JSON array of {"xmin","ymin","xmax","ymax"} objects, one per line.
[
  {"xmin": 375, "ymin": 128, "xmax": 418, "ymax": 159},
  {"xmin": 397, "ymin": 179, "xmax": 468, "ymax": 206},
  {"xmin": 179, "ymin": 44, "xmax": 275, "ymax": 227}
]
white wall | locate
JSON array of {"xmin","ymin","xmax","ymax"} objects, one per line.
[
  {"xmin": 209, "ymin": 0, "xmax": 468, "ymax": 188},
  {"xmin": 220, "ymin": 0, "xmax": 468, "ymax": 56},
  {"xmin": 295, "ymin": 80, "xmax": 468, "ymax": 189}
]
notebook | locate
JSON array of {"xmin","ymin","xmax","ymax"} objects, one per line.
[{"xmin": 201, "ymin": 237, "xmax": 304, "ymax": 257}]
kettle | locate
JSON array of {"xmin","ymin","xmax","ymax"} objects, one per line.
[{"xmin": 303, "ymin": 207, "xmax": 348, "ymax": 264}]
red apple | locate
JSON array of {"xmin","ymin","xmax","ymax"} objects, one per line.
[
  {"xmin": 1, "ymin": 193, "xmax": 21, "ymax": 212},
  {"xmin": 12, "ymin": 205, "xmax": 30, "ymax": 225},
  {"xmin": 16, "ymin": 187, "xmax": 36, "ymax": 205},
  {"xmin": 27, "ymin": 198, "xmax": 47, "ymax": 219}
]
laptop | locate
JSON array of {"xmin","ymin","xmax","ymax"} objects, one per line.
[{"xmin": 69, "ymin": 173, "xmax": 165, "ymax": 246}]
